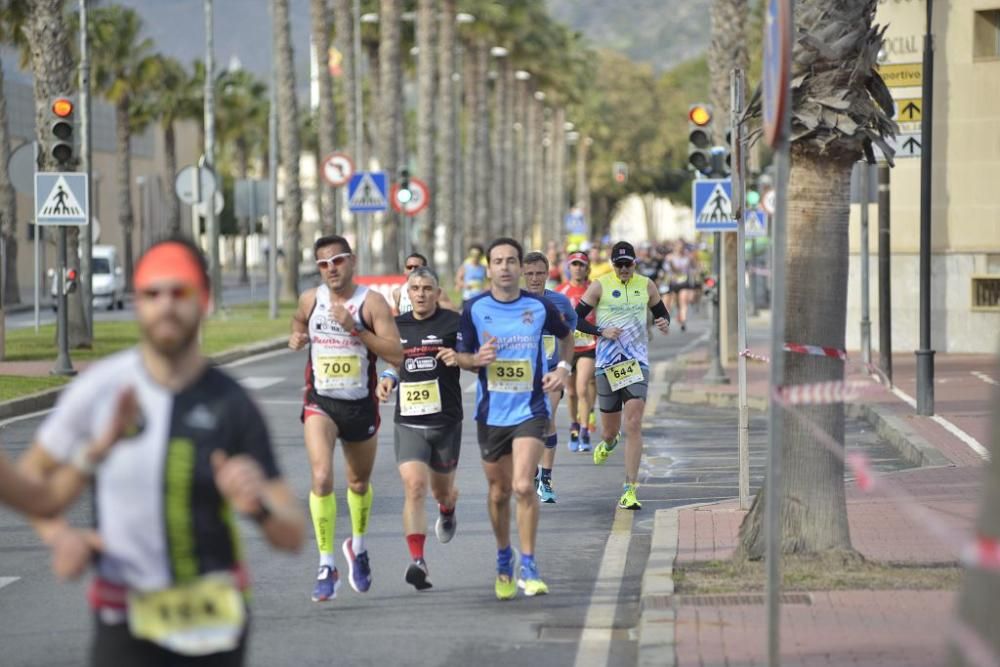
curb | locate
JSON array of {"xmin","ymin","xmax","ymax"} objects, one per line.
[
  {"xmin": 637, "ymin": 509, "xmax": 679, "ymax": 667},
  {"xmin": 0, "ymin": 336, "xmax": 289, "ymax": 422}
]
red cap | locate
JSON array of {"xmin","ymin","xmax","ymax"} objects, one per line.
[{"xmin": 567, "ymin": 251, "xmax": 589, "ymax": 264}]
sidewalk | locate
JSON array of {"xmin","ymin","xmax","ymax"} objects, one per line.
[{"xmin": 638, "ymin": 328, "xmax": 995, "ymax": 666}]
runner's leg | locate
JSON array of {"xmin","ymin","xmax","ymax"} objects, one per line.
[
  {"xmin": 576, "ymin": 356, "xmax": 597, "ymax": 449},
  {"xmin": 342, "ymin": 436, "xmax": 377, "ymax": 553},
  {"xmin": 622, "ymin": 398, "xmax": 646, "ymax": 484},
  {"xmin": 304, "ymin": 414, "xmax": 339, "ymax": 567},
  {"xmin": 399, "ymin": 461, "xmax": 429, "ymax": 543},
  {"xmin": 538, "ymin": 390, "xmax": 561, "ymax": 501},
  {"xmin": 512, "ymin": 436, "xmax": 544, "ymax": 557},
  {"xmin": 481, "ymin": 456, "xmax": 513, "ymax": 549}
]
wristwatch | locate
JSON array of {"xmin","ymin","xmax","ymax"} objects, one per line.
[
  {"xmin": 556, "ymin": 360, "xmax": 573, "ymax": 374},
  {"xmin": 70, "ymin": 447, "xmax": 99, "ymax": 476}
]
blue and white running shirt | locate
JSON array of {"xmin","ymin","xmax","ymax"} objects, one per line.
[
  {"xmin": 457, "ymin": 290, "xmax": 571, "ymax": 426},
  {"xmin": 542, "ymin": 289, "xmax": 577, "ymax": 370}
]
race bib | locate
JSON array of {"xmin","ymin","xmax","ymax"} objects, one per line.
[
  {"xmin": 314, "ymin": 354, "xmax": 363, "ymax": 390},
  {"xmin": 573, "ymin": 330, "xmax": 595, "ymax": 347},
  {"xmin": 399, "ymin": 379, "xmax": 442, "ymax": 416},
  {"xmin": 127, "ymin": 575, "xmax": 245, "ymax": 656},
  {"xmin": 487, "ymin": 359, "xmax": 532, "ymax": 393},
  {"xmin": 543, "ymin": 335, "xmax": 556, "ymax": 359},
  {"xmin": 606, "ymin": 359, "xmax": 643, "ymax": 392}
]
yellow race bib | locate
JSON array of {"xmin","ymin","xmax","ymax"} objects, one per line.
[
  {"xmin": 314, "ymin": 354, "xmax": 363, "ymax": 390},
  {"xmin": 399, "ymin": 379, "xmax": 442, "ymax": 416},
  {"xmin": 487, "ymin": 359, "xmax": 532, "ymax": 393},
  {"xmin": 606, "ymin": 359, "xmax": 643, "ymax": 392},
  {"xmin": 127, "ymin": 574, "xmax": 246, "ymax": 656},
  {"xmin": 573, "ymin": 329, "xmax": 595, "ymax": 346},
  {"xmin": 543, "ymin": 335, "xmax": 556, "ymax": 359}
]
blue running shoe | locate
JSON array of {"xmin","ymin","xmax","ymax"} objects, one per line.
[
  {"xmin": 579, "ymin": 428, "xmax": 592, "ymax": 452},
  {"xmin": 537, "ymin": 477, "xmax": 557, "ymax": 503},
  {"xmin": 342, "ymin": 538, "xmax": 372, "ymax": 593},
  {"xmin": 568, "ymin": 422, "xmax": 580, "ymax": 452},
  {"xmin": 311, "ymin": 565, "xmax": 340, "ymax": 602},
  {"xmin": 517, "ymin": 559, "xmax": 549, "ymax": 597}
]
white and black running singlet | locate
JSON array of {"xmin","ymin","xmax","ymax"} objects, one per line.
[
  {"xmin": 306, "ymin": 284, "xmax": 377, "ymax": 401},
  {"xmin": 37, "ymin": 348, "xmax": 279, "ymax": 593}
]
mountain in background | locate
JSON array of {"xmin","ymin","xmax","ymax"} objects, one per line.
[{"xmin": 546, "ymin": 0, "xmax": 711, "ymax": 72}]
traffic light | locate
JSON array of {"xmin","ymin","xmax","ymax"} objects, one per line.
[
  {"xmin": 722, "ymin": 129, "xmax": 733, "ymax": 176},
  {"xmin": 396, "ymin": 168, "xmax": 413, "ymax": 206},
  {"xmin": 687, "ymin": 104, "xmax": 713, "ymax": 175},
  {"xmin": 702, "ymin": 275, "xmax": 718, "ymax": 303},
  {"xmin": 612, "ymin": 161, "xmax": 628, "ymax": 184},
  {"xmin": 63, "ymin": 267, "xmax": 79, "ymax": 294},
  {"xmin": 49, "ymin": 96, "xmax": 75, "ymax": 168},
  {"xmin": 746, "ymin": 190, "xmax": 761, "ymax": 207}
]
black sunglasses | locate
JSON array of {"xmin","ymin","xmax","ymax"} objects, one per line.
[{"xmin": 613, "ymin": 260, "xmax": 634, "ymax": 268}]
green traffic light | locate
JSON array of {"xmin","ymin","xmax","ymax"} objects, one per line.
[
  {"xmin": 397, "ymin": 188, "xmax": 413, "ymax": 205},
  {"xmin": 746, "ymin": 190, "xmax": 760, "ymax": 207}
]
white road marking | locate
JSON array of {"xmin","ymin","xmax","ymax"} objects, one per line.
[
  {"xmin": 972, "ymin": 371, "xmax": 998, "ymax": 387},
  {"xmin": 239, "ymin": 376, "xmax": 284, "ymax": 390},
  {"xmin": 573, "ymin": 508, "xmax": 634, "ymax": 667},
  {"xmin": 0, "ymin": 577, "xmax": 21, "ymax": 591},
  {"xmin": 889, "ymin": 384, "xmax": 989, "ymax": 461}
]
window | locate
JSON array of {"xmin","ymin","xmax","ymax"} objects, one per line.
[
  {"xmin": 971, "ymin": 275, "xmax": 1000, "ymax": 311},
  {"xmin": 973, "ymin": 9, "xmax": 1000, "ymax": 60}
]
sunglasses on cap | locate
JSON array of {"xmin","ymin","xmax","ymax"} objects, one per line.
[
  {"xmin": 316, "ymin": 252, "xmax": 352, "ymax": 270},
  {"xmin": 138, "ymin": 284, "xmax": 200, "ymax": 301}
]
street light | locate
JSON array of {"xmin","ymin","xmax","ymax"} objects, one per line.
[
  {"xmin": 360, "ymin": 12, "xmax": 378, "ymax": 23},
  {"xmin": 564, "ymin": 121, "xmax": 575, "ymax": 131},
  {"xmin": 515, "ymin": 69, "xmax": 531, "ymax": 81},
  {"xmin": 490, "ymin": 46, "xmax": 508, "ymax": 58},
  {"xmin": 534, "ymin": 91, "xmax": 546, "ymax": 101},
  {"xmin": 456, "ymin": 12, "xmax": 475, "ymax": 24}
]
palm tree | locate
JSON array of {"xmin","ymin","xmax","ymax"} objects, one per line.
[
  {"xmin": 377, "ymin": 0, "xmax": 401, "ymax": 271},
  {"xmin": 415, "ymin": 0, "xmax": 437, "ymax": 255},
  {"xmin": 738, "ymin": 0, "xmax": 897, "ymax": 558},
  {"xmin": 26, "ymin": 0, "xmax": 90, "ymax": 348},
  {"xmin": 88, "ymin": 5, "xmax": 158, "ymax": 292},
  {"xmin": 148, "ymin": 56, "xmax": 201, "ymax": 238},
  {"xmin": 435, "ymin": 0, "xmax": 456, "ymax": 272},
  {"xmin": 0, "ymin": 0, "xmax": 30, "ymax": 307},
  {"xmin": 272, "ymin": 0, "xmax": 304, "ymax": 300},
  {"xmin": 310, "ymin": 0, "xmax": 338, "ymax": 235},
  {"xmin": 216, "ymin": 66, "xmax": 268, "ymax": 283}
]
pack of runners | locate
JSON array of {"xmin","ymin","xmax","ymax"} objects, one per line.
[{"xmin": 1, "ymin": 234, "xmax": 673, "ymax": 665}]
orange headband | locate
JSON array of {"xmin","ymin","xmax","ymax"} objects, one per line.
[{"xmin": 134, "ymin": 242, "xmax": 209, "ymax": 308}]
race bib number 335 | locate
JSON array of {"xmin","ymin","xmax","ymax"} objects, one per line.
[{"xmin": 487, "ymin": 359, "xmax": 532, "ymax": 393}]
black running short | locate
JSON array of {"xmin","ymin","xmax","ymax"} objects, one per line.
[
  {"xmin": 476, "ymin": 417, "xmax": 547, "ymax": 462},
  {"xmin": 302, "ymin": 390, "xmax": 380, "ymax": 442},
  {"xmin": 90, "ymin": 614, "xmax": 248, "ymax": 667},
  {"xmin": 394, "ymin": 422, "xmax": 462, "ymax": 473},
  {"xmin": 572, "ymin": 349, "xmax": 596, "ymax": 371}
]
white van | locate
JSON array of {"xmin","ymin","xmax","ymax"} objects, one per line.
[{"xmin": 49, "ymin": 245, "xmax": 126, "ymax": 310}]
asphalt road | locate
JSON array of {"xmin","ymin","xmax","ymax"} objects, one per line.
[{"xmin": 0, "ymin": 309, "xmax": 910, "ymax": 667}]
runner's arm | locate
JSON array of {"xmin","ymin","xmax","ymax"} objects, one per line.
[
  {"xmin": 455, "ymin": 307, "xmax": 485, "ymax": 370},
  {"xmin": 361, "ymin": 291, "xmax": 404, "ymax": 366},
  {"xmin": 252, "ymin": 480, "xmax": 305, "ymax": 552},
  {"xmin": 289, "ymin": 289, "xmax": 316, "ymax": 349},
  {"xmin": 648, "ymin": 279, "xmax": 671, "ymax": 322},
  {"xmin": 391, "ymin": 286, "xmax": 401, "ymax": 316},
  {"xmin": 454, "ymin": 264, "xmax": 465, "ymax": 293},
  {"xmin": 438, "ymin": 290, "xmax": 458, "ymax": 312},
  {"xmin": 0, "ymin": 448, "xmax": 93, "ymax": 519}
]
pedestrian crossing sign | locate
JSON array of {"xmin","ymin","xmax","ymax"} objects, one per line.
[
  {"xmin": 692, "ymin": 178, "xmax": 737, "ymax": 232},
  {"xmin": 746, "ymin": 208, "xmax": 768, "ymax": 238},
  {"xmin": 347, "ymin": 171, "xmax": 388, "ymax": 213},
  {"xmin": 35, "ymin": 172, "xmax": 89, "ymax": 226}
]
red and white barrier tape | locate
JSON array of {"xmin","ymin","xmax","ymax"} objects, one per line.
[
  {"xmin": 748, "ymin": 266, "xmax": 771, "ymax": 276},
  {"xmin": 777, "ymin": 379, "xmax": 880, "ymax": 406},
  {"xmin": 740, "ymin": 348, "xmax": 770, "ymax": 363},
  {"xmin": 845, "ymin": 452, "xmax": 877, "ymax": 492},
  {"xmin": 783, "ymin": 342, "xmax": 848, "ymax": 361}
]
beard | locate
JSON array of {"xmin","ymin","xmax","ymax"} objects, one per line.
[{"xmin": 140, "ymin": 314, "xmax": 201, "ymax": 358}]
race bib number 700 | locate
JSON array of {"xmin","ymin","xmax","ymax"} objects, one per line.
[{"xmin": 314, "ymin": 354, "xmax": 363, "ymax": 390}]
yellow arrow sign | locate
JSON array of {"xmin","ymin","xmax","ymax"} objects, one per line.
[
  {"xmin": 878, "ymin": 62, "xmax": 923, "ymax": 88},
  {"xmin": 894, "ymin": 97, "xmax": 922, "ymax": 122}
]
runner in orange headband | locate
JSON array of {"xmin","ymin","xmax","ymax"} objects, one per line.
[{"xmin": 133, "ymin": 240, "xmax": 210, "ymax": 309}]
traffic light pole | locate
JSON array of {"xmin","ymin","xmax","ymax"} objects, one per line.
[
  {"xmin": 52, "ymin": 226, "xmax": 75, "ymax": 376},
  {"xmin": 731, "ymin": 68, "xmax": 750, "ymax": 510},
  {"xmin": 915, "ymin": 0, "xmax": 935, "ymax": 415},
  {"xmin": 78, "ymin": 0, "xmax": 93, "ymax": 338},
  {"xmin": 703, "ymin": 232, "xmax": 729, "ymax": 385}
]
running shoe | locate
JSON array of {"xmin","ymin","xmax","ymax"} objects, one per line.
[
  {"xmin": 405, "ymin": 559, "xmax": 433, "ymax": 591},
  {"xmin": 680, "ymin": 322, "xmax": 687, "ymax": 332},
  {"xmin": 342, "ymin": 538, "xmax": 372, "ymax": 593},
  {"xmin": 580, "ymin": 428, "xmax": 592, "ymax": 452},
  {"xmin": 537, "ymin": 478, "xmax": 557, "ymax": 504},
  {"xmin": 311, "ymin": 565, "xmax": 341, "ymax": 602},
  {"xmin": 593, "ymin": 432, "xmax": 621, "ymax": 465},
  {"xmin": 588, "ymin": 411, "xmax": 598, "ymax": 432},
  {"xmin": 618, "ymin": 483, "xmax": 642, "ymax": 510},
  {"xmin": 435, "ymin": 508, "xmax": 457, "ymax": 544},
  {"xmin": 517, "ymin": 559, "xmax": 549, "ymax": 597},
  {"xmin": 568, "ymin": 422, "xmax": 580, "ymax": 452},
  {"xmin": 495, "ymin": 549, "xmax": 518, "ymax": 600}
]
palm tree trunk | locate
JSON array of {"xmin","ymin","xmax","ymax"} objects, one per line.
[
  {"xmin": 462, "ymin": 47, "xmax": 477, "ymax": 245},
  {"xmin": 575, "ymin": 135, "xmax": 590, "ymax": 213},
  {"xmin": 27, "ymin": 1, "xmax": 90, "ymax": 347},
  {"xmin": 709, "ymin": 0, "xmax": 748, "ymax": 363},
  {"xmin": 0, "ymin": 61, "xmax": 20, "ymax": 305},
  {"xmin": 237, "ymin": 142, "xmax": 250, "ymax": 284},
  {"xmin": 523, "ymin": 89, "xmax": 538, "ymax": 245},
  {"xmin": 491, "ymin": 56, "xmax": 506, "ymax": 234},
  {"xmin": 738, "ymin": 149, "xmax": 853, "ymax": 558},
  {"xmin": 163, "ymin": 121, "xmax": 181, "ymax": 237},
  {"xmin": 501, "ymin": 62, "xmax": 514, "ymax": 238},
  {"xmin": 473, "ymin": 43, "xmax": 490, "ymax": 238},
  {"xmin": 434, "ymin": 0, "xmax": 455, "ymax": 272},
  {"xmin": 540, "ymin": 112, "xmax": 552, "ymax": 244},
  {"xmin": 116, "ymin": 97, "xmax": 135, "ymax": 293},
  {"xmin": 377, "ymin": 0, "xmax": 401, "ymax": 272},
  {"xmin": 332, "ymin": 0, "xmax": 354, "ymax": 244},
  {"xmin": 273, "ymin": 0, "xmax": 303, "ymax": 300},
  {"xmin": 552, "ymin": 106, "xmax": 567, "ymax": 241},
  {"xmin": 311, "ymin": 0, "xmax": 338, "ymax": 235},
  {"xmin": 416, "ymin": 0, "xmax": 437, "ymax": 255},
  {"xmin": 948, "ymin": 349, "xmax": 1000, "ymax": 666}
]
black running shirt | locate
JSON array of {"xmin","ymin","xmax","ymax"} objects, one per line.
[{"xmin": 395, "ymin": 307, "xmax": 463, "ymax": 427}]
